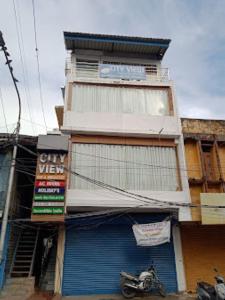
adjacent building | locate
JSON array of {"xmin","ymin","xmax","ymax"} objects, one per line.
[
  {"xmin": 53, "ymin": 32, "xmax": 191, "ymax": 296},
  {"xmin": 0, "ymin": 134, "xmax": 12, "ymax": 288},
  {"xmin": 0, "ymin": 134, "xmax": 38, "ymax": 291},
  {"xmin": 181, "ymin": 118, "xmax": 225, "ymax": 291}
]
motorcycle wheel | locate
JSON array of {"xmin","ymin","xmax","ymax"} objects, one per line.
[
  {"xmin": 121, "ymin": 279, "xmax": 136, "ymax": 299},
  {"xmin": 158, "ymin": 283, "xmax": 167, "ymax": 297}
]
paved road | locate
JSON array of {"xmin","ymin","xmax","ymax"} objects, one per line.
[
  {"xmin": 0, "ymin": 292, "xmax": 196, "ymax": 300},
  {"xmin": 62, "ymin": 293, "xmax": 196, "ymax": 300}
]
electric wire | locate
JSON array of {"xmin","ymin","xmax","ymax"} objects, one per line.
[
  {"xmin": 2, "ymin": 140, "xmax": 225, "ymax": 227},
  {"xmin": 18, "ymin": 138, "xmax": 225, "ymax": 174},
  {"xmin": 21, "ymin": 118, "xmax": 53, "ymax": 130},
  {"xmin": 1, "ymin": 153, "xmax": 224, "ymax": 225},
  {"xmin": 0, "ymin": 32, "xmax": 23, "ymax": 262},
  {"xmin": 15, "ymin": 142, "xmax": 225, "ymax": 210},
  {"xmin": 12, "ymin": 0, "xmax": 35, "ymax": 135},
  {"xmin": 7, "ymin": 156, "xmax": 225, "ymax": 173},
  {"xmin": 16, "ymin": 0, "xmax": 36, "ymax": 132},
  {"xmin": 13, "ymin": 155, "xmax": 177, "ymax": 208},
  {"xmin": 3, "ymin": 138, "xmax": 225, "ymax": 197},
  {"xmin": 0, "ymin": 123, "xmax": 17, "ymax": 131},
  {"xmin": 16, "ymin": 168, "xmax": 35, "ymax": 177},
  {"xmin": 31, "ymin": 0, "xmax": 47, "ymax": 132},
  {"xmin": 0, "ymin": 32, "xmax": 21, "ymax": 134},
  {"xmin": 0, "ymin": 86, "xmax": 8, "ymax": 133}
]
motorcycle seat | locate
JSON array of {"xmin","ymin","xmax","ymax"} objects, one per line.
[
  {"xmin": 121, "ymin": 271, "xmax": 133, "ymax": 277},
  {"xmin": 198, "ymin": 282, "xmax": 215, "ymax": 294},
  {"xmin": 120, "ymin": 272, "xmax": 138, "ymax": 282}
]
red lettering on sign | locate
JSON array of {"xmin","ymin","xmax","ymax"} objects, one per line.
[{"xmin": 35, "ymin": 181, "xmax": 65, "ymax": 187}]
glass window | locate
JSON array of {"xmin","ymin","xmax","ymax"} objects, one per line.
[
  {"xmin": 70, "ymin": 143, "xmax": 179, "ymax": 191},
  {"xmin": 72, "ymin": 84, "xmax": 170, "ymax": 116}
]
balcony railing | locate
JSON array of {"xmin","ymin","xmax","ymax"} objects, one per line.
[{"xmin": 66, "ymin": 60, "xmax": 170, "ymax": 83}]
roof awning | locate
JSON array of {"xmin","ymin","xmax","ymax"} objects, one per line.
[{"xmin": 64, "ymin": 32, "xmax": 171, "ymax": 59}]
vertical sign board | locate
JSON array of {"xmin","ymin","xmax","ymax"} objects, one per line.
[{"xmin": 31, "ymin": 135, "xmax": 69, "ymax": 222}]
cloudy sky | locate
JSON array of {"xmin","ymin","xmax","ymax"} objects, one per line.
[{"xmin": 0, "ymin": 0, "xmax": 225, "ymax": 135}]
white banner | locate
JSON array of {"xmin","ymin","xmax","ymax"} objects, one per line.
[{"xmin": 132, "ymin": 220, "xmax": 171, "ymax": 246}]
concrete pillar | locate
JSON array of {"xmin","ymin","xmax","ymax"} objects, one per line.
[
  {"xmin": 173, "ymin": 224, "xmax": 186, "ymax": 292},
  {"xmin": 54, "ymin": 224, "xmax": 65, "ymax": 294}
]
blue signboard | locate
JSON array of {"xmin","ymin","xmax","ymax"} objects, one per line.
[
  {"xmin": 35, "ymin": 187, "xmax": 65, "ymax": 195},
  {"xmin": 99, "ymin": 64, "xmax": 146, "ymax": 80}
]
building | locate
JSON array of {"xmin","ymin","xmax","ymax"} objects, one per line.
[
  {"xmin": 0, "ymin": 134, "xmax": 38, "ymax": 289},
  {"xmin": 0, "ymin": 134, "xmax": 59, "ymax": 298},
  {"xmin": 1, "ymin": 31, "xmax": 224, "ymax": 298},
  {"xmin": 181, "ymin": 118, "xmax": 225, "ymax": 292},
  {"xmin": 0, "ymin": 134, "xmax": 12, "ymax": 288},
  {"xmin": 53, "ymin": 32, "xmax": 191, "ymax": 297}
]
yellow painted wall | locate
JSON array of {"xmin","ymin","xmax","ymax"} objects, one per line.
[
  {"xmin": 190, "ymin": 186, "xmax": 202, "ymax": 221},
  {"xmin": 181, "ymin": 225, "xmax": 225, "ymax": 292},
  {"xmin": 212, "ymin": 146, "xmax": 220, "ymax": 180},
  {"xmin": 184, "ymin": 141, "xmax": 202, "ymax": 179},
  {"xmin": 218, "ymin": 146, "xmax": 225, "ymax": 179}
]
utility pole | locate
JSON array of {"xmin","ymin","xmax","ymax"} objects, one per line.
[{"xmin": 0, "ymin": 31, "xmax": 21, "ymax": 262}]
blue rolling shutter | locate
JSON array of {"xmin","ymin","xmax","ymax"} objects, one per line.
[
  {"xmin": 62, "ymin": 214, "xmax": 177, "ymax": 296},
  {"xmin": 0, "ymin": 224, "xmax": 11, "ymax": 289}
]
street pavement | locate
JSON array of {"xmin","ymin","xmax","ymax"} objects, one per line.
[
  {"xmin": 62, "ymin": 293, "xmax": 196, "ymax": 300},
  {"xmin": 0, "ymin": 291, "xmax": 196, "ymax": 300}
]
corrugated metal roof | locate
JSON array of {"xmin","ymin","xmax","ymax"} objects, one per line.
[{"xmin": 64, "ymin": 32, "xmax": 171, "ymax": 59}]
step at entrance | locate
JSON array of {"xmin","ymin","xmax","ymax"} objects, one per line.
[
  {"xmin": 0, "ymin": 277, "xmax": 35, "ymax": 299},
  {"xmin": 10, "ymin": 228, "xmax": 39, "ymax": 277}
]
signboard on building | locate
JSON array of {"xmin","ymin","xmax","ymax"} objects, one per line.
[
  {"xmin": 132, "ymin": 220, "xmax": 171, "ymax": 246},
  {"xmin": 99, "ymin": 63, "xmax": 146, "ymax": 80},
  {"xmin": 31, "ymin": 151, "xmax": 67, "ymax": 221},
  {"xmin": 31, "ymin": 135, "xmax": 69, "ymax": 222},
  {"xmin": 201, "ymin": 193, "xmax": 225, "ymax": 224}
]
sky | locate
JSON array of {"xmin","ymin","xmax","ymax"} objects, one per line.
[{"xmin": 0, "ymin": 0, "xmax": 225, "ymax": 136}]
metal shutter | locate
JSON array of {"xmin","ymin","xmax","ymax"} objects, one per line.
[
  {"xmin": 0, "ymin": 224, "xmax": 10, "ymax": 288},
  {"xmin": 62, "ymin": 214, "xmax": 177, "ymax": 296}
]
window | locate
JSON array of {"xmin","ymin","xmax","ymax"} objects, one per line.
[
  {"xmin": 76, "ymin": 59, "xmax": 158, "ymax": 78},
  {"xmin": 70, "ymin": 143, "xmax": 179, "ymax": 191},
  {"xmin": 72, "ymin": 84, "xmax": 170, "ymax": 116},
  {"xmin": 201, "ymin": 142, "xmax": 220, "ymax": 181},
  {"xmin": 76, "ymin": 59, "xmax": 99, "ymax": 78}
]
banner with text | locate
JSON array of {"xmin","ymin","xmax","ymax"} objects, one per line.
[
  {"xmin": 132, "ymin": 220, "xmax": 171, "ymax": 247},
  {"xmin": 99, "ymin": 64, "xmax": 146, "ymax": 80}
]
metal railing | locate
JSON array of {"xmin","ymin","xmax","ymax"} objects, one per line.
[{"xmin": 66, "ymin": 60, "xmax": 170, "ymax": 83}]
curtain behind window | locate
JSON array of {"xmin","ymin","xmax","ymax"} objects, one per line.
[
  {"xmin": 72, "ymin": 85, "xmax": 169, "ymax": 116},
  {"xmin": 71, "ymin": 143, "xmax": 178, "ymax": 191}
]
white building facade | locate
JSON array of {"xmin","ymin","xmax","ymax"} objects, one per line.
[{"xmin": 57, "ymin": 32, "xmax": 190, "ymax": 296}]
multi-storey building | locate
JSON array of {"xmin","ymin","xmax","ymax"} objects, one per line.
[
  {"xmin": 0, "ymin": 134, "xmax": 38, "ymax": 295},
  {"xmin": 181, "ymin": 118, "xmax": 225, "ymax": 291},
  {"xmin": 53, "ymin": 32, "xmax": 191, "ymax": 297},
  {"xmin": 2, "ymin": 33, "xmax": 224, "ymax": 297},
  {"xmin": 0, "ymin": 134, "xmax": 12, "ymax": 288}
]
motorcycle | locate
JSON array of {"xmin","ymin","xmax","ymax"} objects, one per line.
[
  {"xmin": 197, "ymin": 269, "xmax": 225, "ymax": 300},
  {"xmin": 120, "ymin": 265, "xmax": 166, "ymax": 299}
]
